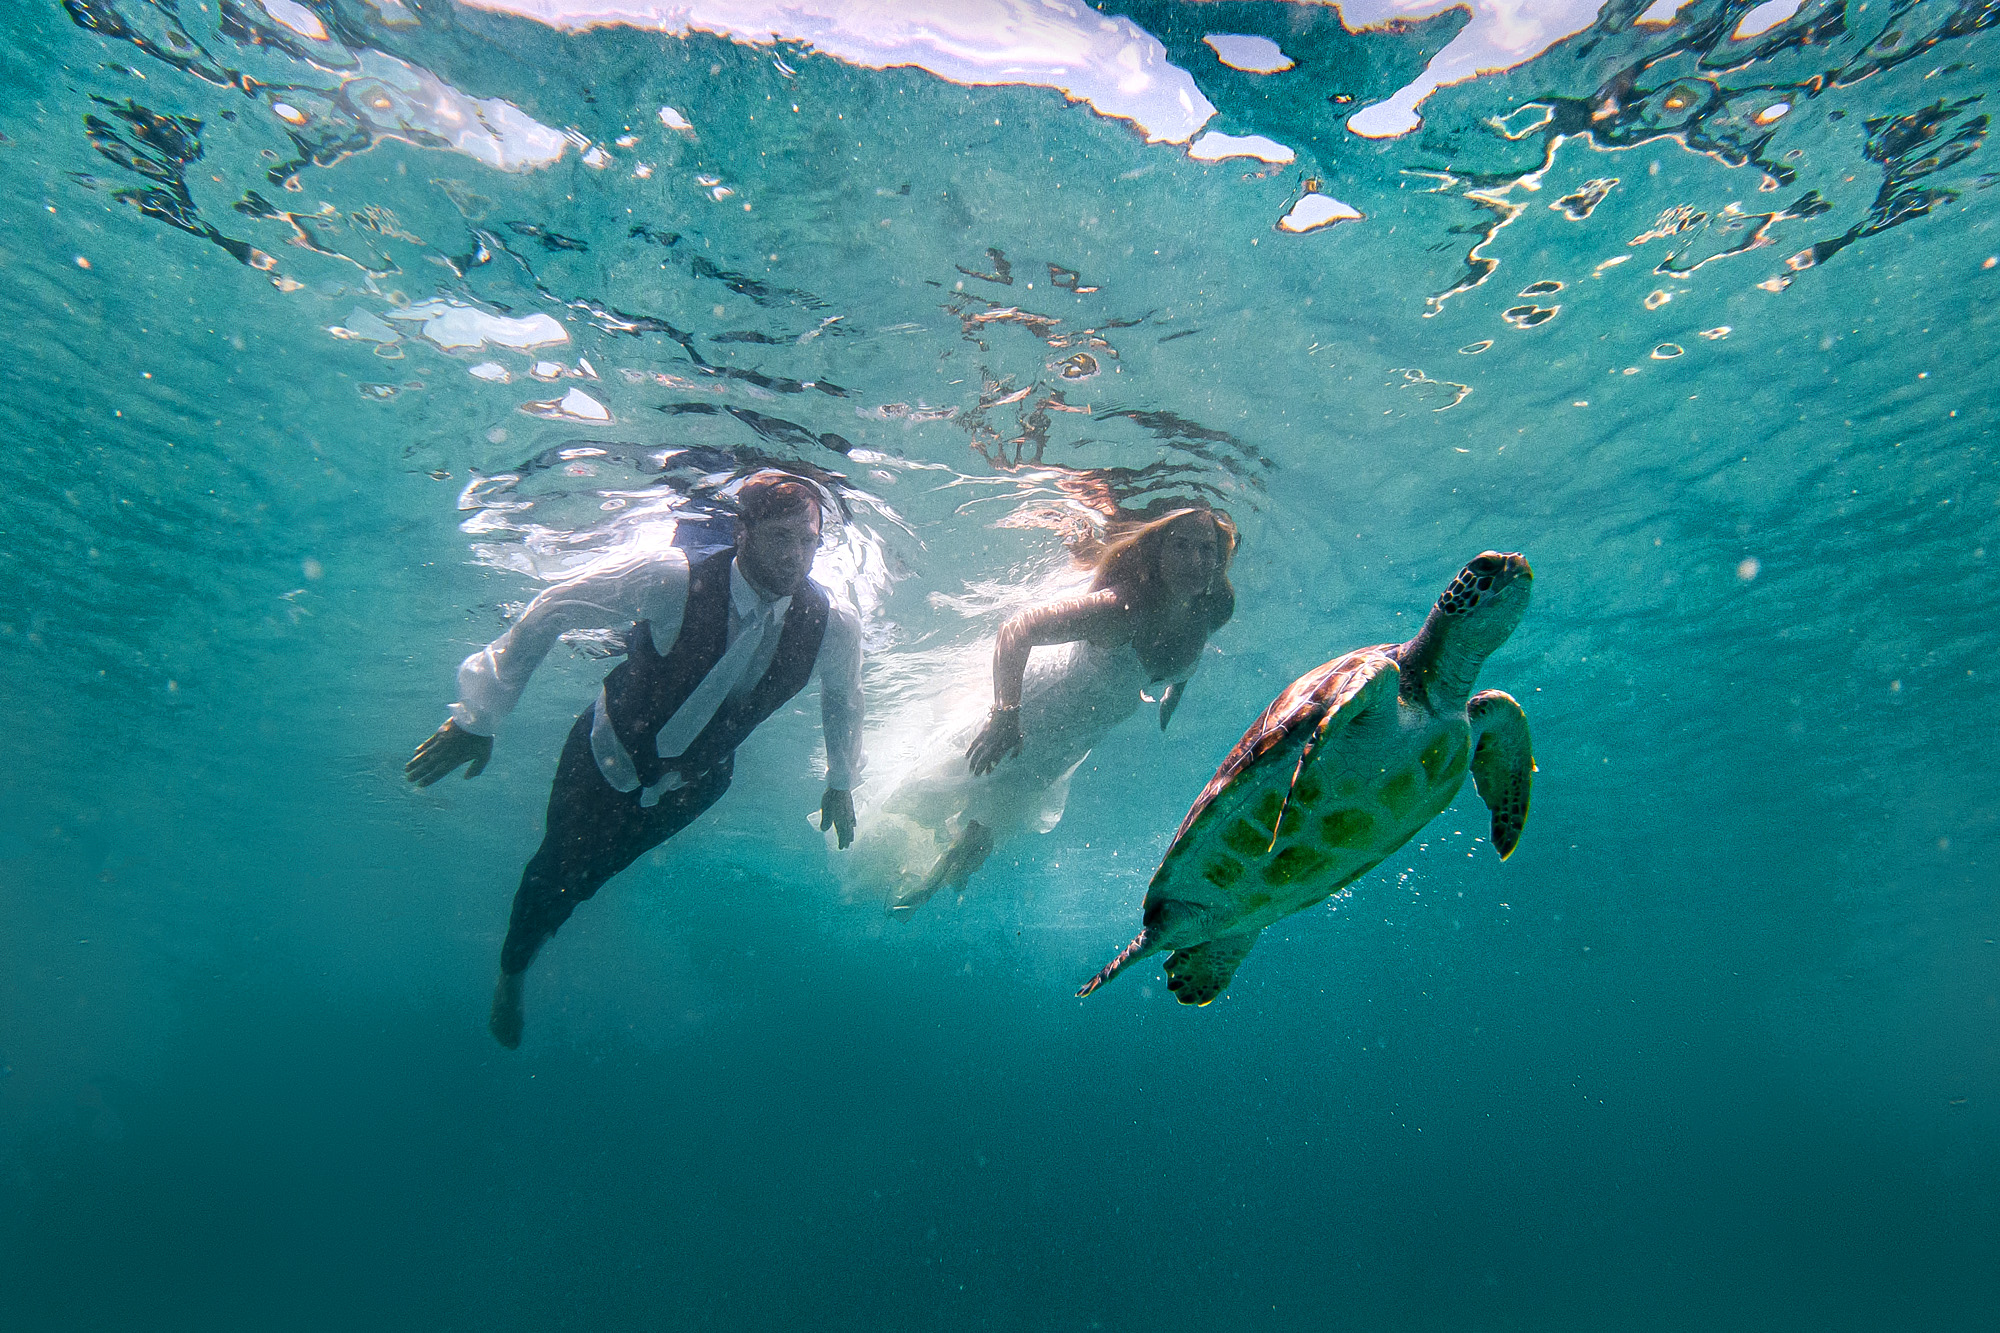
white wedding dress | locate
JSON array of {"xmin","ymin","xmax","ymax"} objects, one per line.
[{"xmin": 841, "ymin": 632, "xmax": 1195, "ymax": 907}]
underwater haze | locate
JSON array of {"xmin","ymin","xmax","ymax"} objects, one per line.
[{"xmin": 3, "ymin": 0, "xmax": 1997, "ymax": 1329}]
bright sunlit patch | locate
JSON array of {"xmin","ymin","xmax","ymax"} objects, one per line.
[
  {"xmin": 1188, "ymin": 131, "xmax": 1295, "ymax": 164},
  {"xmin": 385, "ymin": 299, "xmax": 569, "ymax": 352},
  {"xmin": 1202, "ymin": 34, "xmax": 1294, "ymax": 74},
  {"xmin": 1733, "ymin": 0, "xmax": 1803, "ymax": 39},
  {"xmin": 262, "ymin": 0, "xmax": 329, "ymax": 40},
  {"xmin": 461, "ymin": 0, "xmax": 1217, "ymax": 143},
  {"xmin": 1277, "ymin": 194, "xmax": 1362, "ymax": 233},
  {"xmin": 520, "ymin": 387, "xmax": 611, "ymax": 422},
  {"xmin": 1635, "ymin": 0, "xmax": 1690, "ymax": 25},
  {"xmin": 1753, "ymin": 101, "xmax": 1791, "ymax": 125},
  {"xmin": 1347, "ymin": 1, "xmax": 1605, "ymax": 139}
]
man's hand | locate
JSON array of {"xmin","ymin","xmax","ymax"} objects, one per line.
[
  {"xmin": 966, "ymin": 708, "xmax": 1023, "ymax": 776},
  {"xmin": 406, "ymin": 719, "xmax": 493, "ymax": 786},
  {"xmin": 819, "ymin": 788, "xmax": 856, "ymax": 849}
]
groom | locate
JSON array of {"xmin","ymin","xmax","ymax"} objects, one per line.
[{"xmin": 406, "ymin": 472, "xmax": 864, "ymax": 1047}]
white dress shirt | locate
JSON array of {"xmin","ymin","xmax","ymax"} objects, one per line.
[{"xmin": 449, "ymin": 548, "xmax": 865, "ymax": 790}]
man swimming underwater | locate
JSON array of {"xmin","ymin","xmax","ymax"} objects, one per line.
[{"xmin": 406, "ymin": 472, "xmax": 864, "ymax": 1047}]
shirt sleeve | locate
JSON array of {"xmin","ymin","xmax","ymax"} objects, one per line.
[
  {"xmin": 816, "ymin": 599, "xmax": 866, "ymax": 789},
  {"xmin": 449, "ymin": 548, "xmax": 691, "ymax": 736}
]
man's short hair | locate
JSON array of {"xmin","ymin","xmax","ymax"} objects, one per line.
[{"xmin": 736, "ymin": 472, "xmax": 822, "ymax": 528}]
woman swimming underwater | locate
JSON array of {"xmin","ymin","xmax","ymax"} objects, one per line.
[{"xmin": 851, "ymin": 505, "xmax": 1240, "ymax": 914}]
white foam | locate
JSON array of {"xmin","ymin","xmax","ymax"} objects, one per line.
[
  {"xmin": 1733, "ymin": 0, "xmax": 1803, "ymax": 39},
  {"xmin": 1277, "ymin": 194, "xmax": 1363, "ymax": 233},
  {"xmin": 387, "ymin": 300, "xmax": 570, "ymax": 351},
  {"xmin": 1340, "ymin": 0, "xmax": 1609, "ymax": 140},
  {"xmin": 1202, "ymin": 34, "xmax": 1294, "ymax": 73},
  {"xmin": 1188, "ymin": 131, "xmax": 1295, "ymax": 164},
  {"xmin": 456, "ymin": 0, "xmax": 1216, "ymax": 143}
]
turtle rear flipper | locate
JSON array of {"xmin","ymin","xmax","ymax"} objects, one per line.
[
  {"xmin": 1077, "ymin": 928, "xmax": 1158, "ymax": 998},
  {"xmin": 1164, "ymin": 930, "xmax": 1261, "ymax": 1006},
  {"xmin": 1468, "ymin": 690, "xmax": 1534, "ymax": 858}
]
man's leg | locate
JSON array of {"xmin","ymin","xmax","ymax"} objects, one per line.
[{"xmin": 491, "ymin": 712, "xmax": 729, "ymax": 1046}]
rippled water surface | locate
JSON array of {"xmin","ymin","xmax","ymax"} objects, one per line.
[{"xmin": 3, "ymin": 2, "xmax": 1997, "ymax": 1329}]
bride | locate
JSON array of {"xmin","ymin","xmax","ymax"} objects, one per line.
[{"xmin": 851, "ymin": 506, "xmax": 1240, "ymax": 914}]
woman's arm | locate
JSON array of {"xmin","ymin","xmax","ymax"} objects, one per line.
[
  {"xmin": 988, "ymin": 588, "xmax": 1127, "ymax": 708},
  {"xmin": 967, "ymin": 588, "xmax": 1126, "ymax": 775}
]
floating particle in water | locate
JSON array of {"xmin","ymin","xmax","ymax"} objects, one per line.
[
  {"xmin": 1519, "ymin": 280, "xmax": 1563, "ymax": 297},
  {"xmin": 1502, "ymin": 304, "xmax": 1557, "ymax": 328},
  {"xmin": 1458, "ymin": 341, "xmax": 1493, "ymax": 355},
  {"xmin": 1737, "ymin": 558, "xmax": 1761, "ymax": 581},
  {"xmin": 1652, "ymin": 343, "xmax": 1685, "ymax": 359},
  {"xmin": 1552, "ymin": 178, "xmax": 1617, "ymax": 221}
]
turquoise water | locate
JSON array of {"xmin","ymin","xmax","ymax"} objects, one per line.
[{"xmin": 3, "ymin": 1, "xmax": 1996, "ymax": 1328}]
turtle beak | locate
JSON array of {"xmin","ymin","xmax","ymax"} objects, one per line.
[{"xmin": 1476, "ymin": 551, "xmax": 1532, "ymax": 583}]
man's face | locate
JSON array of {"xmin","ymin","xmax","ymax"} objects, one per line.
[{"xmin": 738, "ymin": 507, "xmax": 821, "ymax": 598}]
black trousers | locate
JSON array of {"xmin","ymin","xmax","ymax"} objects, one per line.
[{"xmin": 499, "ymin": 708, "xmax": 731, "ymax": 976}]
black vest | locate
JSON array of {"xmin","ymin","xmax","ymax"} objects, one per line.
[{"xmin": 601, "ymin": 547, "xmax": 830, "ymax": 788}]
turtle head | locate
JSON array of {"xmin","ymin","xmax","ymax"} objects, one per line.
[{"xmin": 1405, "ymin": 552, "xmax": 1532, "ymax": 705}]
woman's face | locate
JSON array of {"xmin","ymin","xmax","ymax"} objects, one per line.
[{"xmin": 1156, "ymin": 518, "xmax": 1222, "ymax": 601}]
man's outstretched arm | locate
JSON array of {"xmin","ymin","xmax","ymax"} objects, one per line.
[
  {"xmin": 405, "ymin": 549, "xmax": 691, "ymax": 787},
  {"xmin": 406, "ymin": 719, "xmax": 493, "ymax": 785},
  {"xmin": 818, "ymin": 602, "xmax": 865, "ymax": 849}
]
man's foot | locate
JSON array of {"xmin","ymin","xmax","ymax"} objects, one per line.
[
  {"xmin": 489, "ymin": 971, "xmax": 525, "ymax": 1049},
  {"xmin": 889, "ymin": 821, "xmax": 994, "ymax": 917}
]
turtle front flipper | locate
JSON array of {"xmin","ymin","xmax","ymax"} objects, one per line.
[
  {"xmin": 1163, "ymin": 930, "xmax": 1262, "ymax": 1006},
  {"xmin": 1468, "ymin": 690, "xmax": 1534, "ymax": 858}
]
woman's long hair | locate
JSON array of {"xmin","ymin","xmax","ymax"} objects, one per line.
[{"xmin": 1078, "ymin": 507, "xmax": 1238, "ymax": 680}]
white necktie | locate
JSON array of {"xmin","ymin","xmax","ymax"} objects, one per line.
[{"xmin": 652, "ymin": 600, "xmax": 779, "ymax": 765}]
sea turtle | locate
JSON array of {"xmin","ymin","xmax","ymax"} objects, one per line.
[{"xmin": 1078, "ymin": 551, "xmax": 1535, "ymax": 1006}]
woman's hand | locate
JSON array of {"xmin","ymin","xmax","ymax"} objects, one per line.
[{"xmin": 966, "ymin": 708, "xmax": 1023, "ymax": 776}]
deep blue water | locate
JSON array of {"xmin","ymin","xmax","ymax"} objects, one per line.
[{"xmin": 2, "ymin": 2, "xmax": 1996, "ymax": 1329}]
